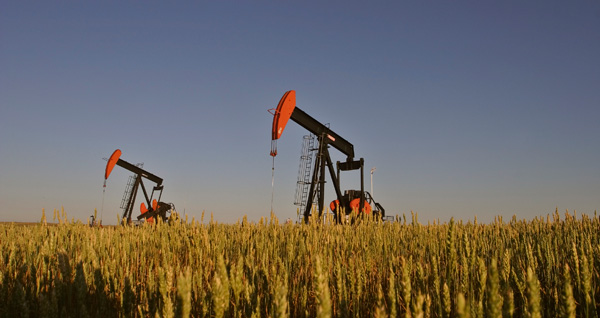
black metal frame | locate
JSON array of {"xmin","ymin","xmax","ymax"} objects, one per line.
[
  {"xmin": 116, "ymin": 159, "xmax": 169, "ymax": 223},
  {"xmin": 289, "ymin": 107, "xmax": 379, "ymax": 222}
]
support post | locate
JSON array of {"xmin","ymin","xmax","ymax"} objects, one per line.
[
  {"xmin": 123, "ymin": 175, "xmax": 141, "ymax": 223},
  {"xmin": 360, "ymin": 158, "xmax": 364, "ymax": 213},
  {"xmin": 303, "ymin": 133, "xmax": 347, "ymax": 223},
  {"xmin": 303, "ymin": 139, "xmax": 323, "ymax": 222}
]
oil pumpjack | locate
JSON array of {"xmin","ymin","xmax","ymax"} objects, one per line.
[
  {"xmin": 270, "ymin": 90, "xmax": 386, "ymax": 223},
  {"xmin": 104, "ymin": 149, "xmax": 174, "ymax": 224}
]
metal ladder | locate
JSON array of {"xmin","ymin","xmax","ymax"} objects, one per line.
[
  {"xmin": 120, "ymin": 163, "xmax": 143, "ymax": 212},
  {"xmin": 294, "ymin": 135, "xmax": 316, "ymax": 214}
]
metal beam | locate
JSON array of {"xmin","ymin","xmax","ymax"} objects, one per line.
[
  {"xmin": 291, "ymin": 107, "xmax": 355, "ymax": 160},
  {"xmin": 116, "ymin": 159, "xmax": 163, "ymax": 186}
]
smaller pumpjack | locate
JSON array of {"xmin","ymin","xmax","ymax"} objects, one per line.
[
  {"xmin": 270, "ymin": 90, "xmax": 386, "ymax": 223},
  {"xmin": 104, "ymin": 149, "xmax": 173, "ymax": 224}
]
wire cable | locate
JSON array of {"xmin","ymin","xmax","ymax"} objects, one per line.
[
  {"xmin": 271, "ymin": 156, "xmax": 275, "ymax": 213},
  {"xmin": 101, "ymin": 180, "xmax": 106, "ymax": 224}
]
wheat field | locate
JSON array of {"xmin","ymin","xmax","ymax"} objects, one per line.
[{"xmin": 0, "ymin": 208, "xmax": 598, "ymax": 317}]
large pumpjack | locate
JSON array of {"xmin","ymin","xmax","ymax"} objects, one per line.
[
  {"xmin": 270, "ymin": 90, "xmax": 386, "ymax": 222},
  {"xmin": 104, "ymin": 149, "xmax": 174, "ymax": 224}
]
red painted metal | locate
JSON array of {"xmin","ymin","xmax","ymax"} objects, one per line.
[
  {"xmin": 104, "ymin": 149, "xmax": 122, "ymax": 180},
  {"xmin": 350, "ymin": 198, "xmax": 372, "ymax": 214},
  {"xmin": 271, "ymin": 90, "xmax": 296, "ymax": 141}
]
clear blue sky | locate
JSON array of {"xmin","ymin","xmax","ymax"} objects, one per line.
[{"xmin": 1, "ymin": 1, "xmax": 599, "ymax": 224}]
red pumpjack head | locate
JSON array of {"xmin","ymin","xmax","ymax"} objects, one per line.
[
  {"xmin": 270, "ymin": 90, "xmax": 296, "ymax": 157},
  {"xmin": 104, "ymin": 149, "xmax": 122, "ymax": 187}
]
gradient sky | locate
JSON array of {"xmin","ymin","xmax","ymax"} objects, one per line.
[{"xmin": 1, "ymin": 1, "xmax": 599, "ymax": 225}]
